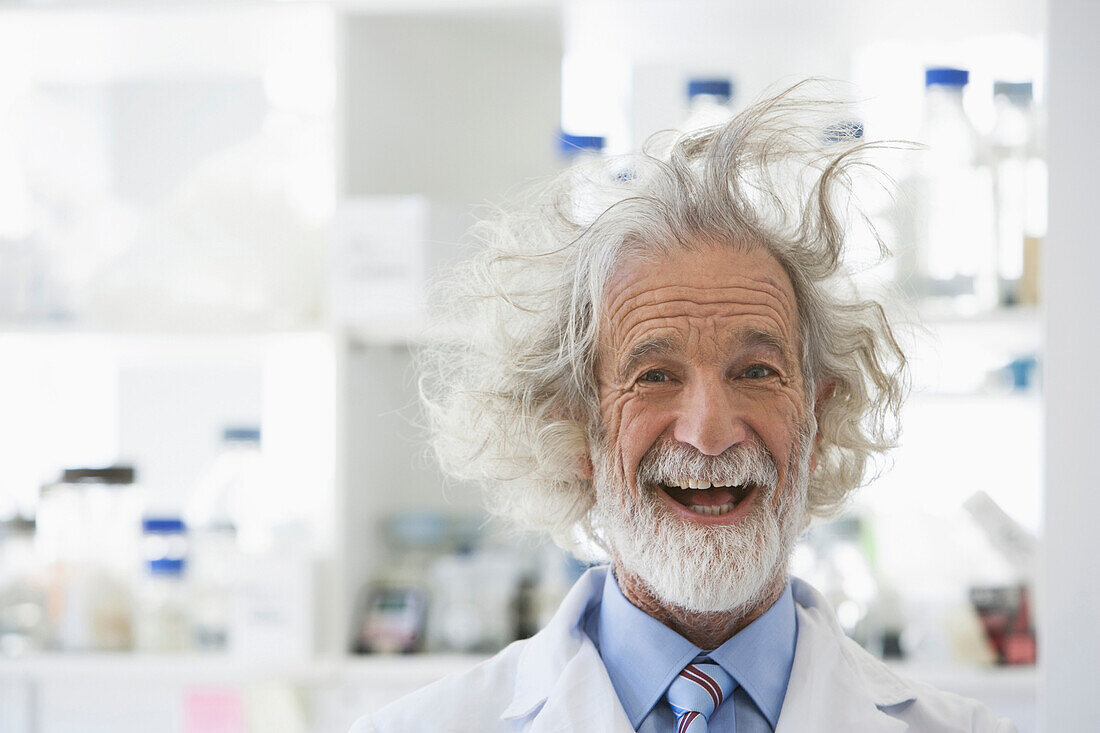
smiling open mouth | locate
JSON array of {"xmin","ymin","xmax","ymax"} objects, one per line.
[{"xmin": 658, "ymin": 480, "xmax": 757, "ymax": 517}]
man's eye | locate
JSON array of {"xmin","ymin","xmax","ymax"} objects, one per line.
[
  {"xmin": 638, "ymin": 370, "xmax": 669, "ymax": 383},
  {"xmin": 744, "ymin": 365, "xmax": 775, "ymax": 379}
]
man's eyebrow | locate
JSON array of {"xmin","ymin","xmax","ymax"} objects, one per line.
[
  {"xmin": 734, "ymin": 327, "xmax": 792, "ymax": 364},
  {"xmin": 617, "ymin": 335, "xmax": 681, "ymax": 381}
]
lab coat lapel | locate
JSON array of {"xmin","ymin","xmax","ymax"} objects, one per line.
[
  {"xmin": 776, "ymin": 578, "xmax": 915, "ymax": 733},
  {"xmin": 527, "ymin": 640, "xmax": 635, "ymax": 733},
  {"xmin": 501, "ymin": 566, "xmax": 634, "ymax": 733}
]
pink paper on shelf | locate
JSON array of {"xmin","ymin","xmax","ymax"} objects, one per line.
[{"xmin": 184, "ymin": 687, "xmax": 245, "ymax": 733}]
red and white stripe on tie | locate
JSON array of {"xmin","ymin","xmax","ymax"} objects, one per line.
[{"xmin": 666, "ymin": 662, "xmax": 736, "ymax": 733}]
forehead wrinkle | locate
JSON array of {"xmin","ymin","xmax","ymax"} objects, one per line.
[
  {"xmin": 616, "ymin": 302, "xmax": 795, "ymax": 354},
  {"xmin": 605, "ymin": 277, "xmax": 798, "ymax": 330}
]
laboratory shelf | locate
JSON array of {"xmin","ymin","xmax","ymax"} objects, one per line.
[{"xmin": 0, "ymin": 652, "xmax": 488, "ymax": 684}]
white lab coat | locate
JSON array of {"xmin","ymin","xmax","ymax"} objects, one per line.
[{"xmin": 351, "ymin": 566, "xmax": 1017, "ymax": 732}]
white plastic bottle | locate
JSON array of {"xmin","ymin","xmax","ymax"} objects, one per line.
[
  {"xmin": 187, "ymin": 427, "xmax": 266, "ymax": 552},
  {"xmin": 908, "ymin": 68, "xmax": 997, "ymax": 314},
  {"xmin": 558, "ymin": 131, "xmax": 609, "ymax": 226},
  {"xmin": 682, "ymin": 78, "xmax": 735, "ymax": 132}
]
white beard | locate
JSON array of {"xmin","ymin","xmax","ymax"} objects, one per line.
[{"xmin": 590, "ymin": 432, "xmax": 812, "ymax": 614}]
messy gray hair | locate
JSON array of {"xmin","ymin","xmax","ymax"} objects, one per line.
[{"xmin": 418, "ymin": 80, "xmax": 909, "ymax": 552}]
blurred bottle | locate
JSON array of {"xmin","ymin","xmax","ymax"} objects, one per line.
[
  {"xmin": 682, "ymin": 78, "xmax": 735, "ymax": 132},
  {"xmin": 558, "ymin": 131, "xmax": 610, "ymax": 226},
  {"xmin": 188, "ymin": 522, "xmax": 237, "ymax": 652},
  {"xmin": 989, "ymin": 81, "xmax": 1046, "ymax": 306},
  {"xmin": 557, "ymin": 132, "xmax": 606, "ymax": 165},
  {"xmin": 188, "ymin": 427, "xmax": 266, "ymax": 553},
  {"xmin": 185, "ymin": 427, "xmax": 257, "ymax": 652},
  {"xmin": 37, "ymin": 466, "xmax": 140, "ymax": 651},
  {"xmin": 0, "ymin": 516, "xmax": 48, "ymax": 656},
  {"xmin": 135, "ymin": 517, "xmax": 191, "ymax": 652},
  {"xmin": 900, "ymin": 68, "xmax": 997, "ymax": 314},
  {"xmin": 230, "ymin": 524, "xmax": 313, "ymax": 663}
]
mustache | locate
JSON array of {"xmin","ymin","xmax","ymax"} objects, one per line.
[{"xmin": 635, "ymin": 440, "xmax": 780, "ymax": 491}]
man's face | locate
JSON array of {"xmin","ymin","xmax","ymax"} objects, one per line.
[{"xmin": 591, "ymin": 242, "xmax": 813, "ymax": 613}]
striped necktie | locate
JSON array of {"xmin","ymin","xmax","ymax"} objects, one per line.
[{"xmin": 666, "ymin": 661, "xmax": 736, "ymax": 733}]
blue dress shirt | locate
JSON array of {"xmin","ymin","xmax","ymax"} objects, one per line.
[{"xmin": 582, "ymin": 568, "xmax": 797, "ymax": 732}]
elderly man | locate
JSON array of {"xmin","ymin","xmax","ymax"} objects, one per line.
[{"xmin": 351, "ymin": 84, "xmax": 1016, "ymax": 732}]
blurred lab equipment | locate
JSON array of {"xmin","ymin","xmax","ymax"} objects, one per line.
[
  {"xmin": 963, "ymin": 491, "xmax": 1038, "ymax": 664},
  {"xmin": 800, "ymin": 516, "xmax": 878, "ymax": 639},
  {"xmin": 964, "ymin": 491, "xmax": 1037, "ymax": 584},
  {"xmin": 0, "ymin": 516, "xmax": 48, "ymax": 656},
  {"xmin": 989, "ymin": 81, "xmax": 1045, "ymax": 306},
  {"xmin": 427, "ymin": 547, "xmax": 524, "ymax": 653},
  {"xmin": 901, "ymin": 67, "xmax": 998, "ymax": 313},
  {"xmin": 0, "ymin": 237, "xmax": 68, "ymax": 324},
  {"xmin": 231, "ymin": 545, "xmax": 314, "ymax": 663},
  {"xmin": 37, "ymin": 465, "xmax": 140, "ymax": 651},
  {"xmin": 135, "ymin": 517, "xmax": 191, "ymax": 652},
  {"xmin": 969, "ymin": 585, "xmax": 1036, "ymax": 665},
  {"xmin": 188, "ymin": 520, "xmax": 238, "ymax": 652},
  {"xmin": 188, "ymin": 427, "xmax": 268, "ymax": 553},
  {"xmin": 357, "ymin": 512, "xmax": 562, "ymax": 654},
  {"xmin": 682, "ymin": 77, "xmax": 735, "ymax": 131},
  {"xmin": 353, "ymin": 585, "xmax": 429, "ymax": 654}
]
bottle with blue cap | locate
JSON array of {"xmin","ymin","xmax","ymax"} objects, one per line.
[
  {"xmin": 905, "ymin": 67, "xmax": 998, "ymax": 313},
  {"xmin": 683, "ymin": 77, "xmax": 735, "ymax": 132},
  {"xmin": 557, "ymin": 130, "xmax": 614, "ymax": 225},
  {"xmin": 135, "ymin": 516, "xmax": 192, "ymax": 652}
]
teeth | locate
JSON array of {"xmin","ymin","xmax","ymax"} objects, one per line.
[
  {"xmin": 670, "ymin": 479, "xmax": 743, "ymax": 491},
  {"xmin": 687, "ymin": 502, "xmax": 736, "ymax": 516}
]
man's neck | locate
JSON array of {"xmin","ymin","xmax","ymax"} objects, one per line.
[{"xmin": 613, "ymin": 563, "xmax": 787, "ymax": 650}]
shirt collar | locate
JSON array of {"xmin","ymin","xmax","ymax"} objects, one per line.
[
  {"xmin": 707, "ymin": 581, "xmax": 797, "ymax": 728},
  {"xmin": 587, "ymin": 567, "xmax": 797, "ymax": 729}
]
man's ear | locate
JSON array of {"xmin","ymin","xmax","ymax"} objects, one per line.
[
  {"xmin": 578, "ymin": 452, "xmax": 594, "ymax": 480},
  {"xmin": 809, "ymin": 378, "xmax": 836, "ymax": 473},
  {"xmin": 813, "ymin": 378, "xmax": 836, "ymax": 419}
]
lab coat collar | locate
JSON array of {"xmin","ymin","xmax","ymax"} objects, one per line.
[
  {"xmin": 502, "ymin": 566, "xmax": 920, "ymax": 732},
  {"xmin": 776, "ymin": 577, "xmax": 917, "ymax": 732},
  {"xmin": 502, "ymin": 565, "xmax": 633, "ymax": 730}
]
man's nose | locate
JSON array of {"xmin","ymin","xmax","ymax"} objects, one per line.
[{"xmin": 671, "ymin": 377, "xmax": 751, "ymax": 456}]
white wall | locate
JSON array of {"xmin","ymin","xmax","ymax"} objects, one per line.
[
  {"xmin": 1040, "ymin": 1, "xmax": 1100, "ymax": 730},
  {"xmin": 340, "ymin": 8, "xmax": 562, "ymax": 204}
]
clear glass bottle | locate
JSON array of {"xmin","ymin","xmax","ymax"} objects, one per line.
[
  {"xmin": 0, "ymin": 516, "xmax": 48, "ymax": 656},
  {"xmin": 989, "ymin": 81, "xmax": 1045, "ymax": 306},
  {"xmin": 907, "ymin": 67, "xmax": 997, "ymax": 314},
  {"xmin": 37, "ymin": 466, "xmax": 140, "ymax": 651},
  {"xmin": 188, "ymin": 522, "xmax": 236, "ymax": 652}
]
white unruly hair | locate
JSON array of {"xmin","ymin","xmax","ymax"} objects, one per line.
[{"xmin": 418, "ymin": 79, "xmax": 909, "ymax": 554}]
